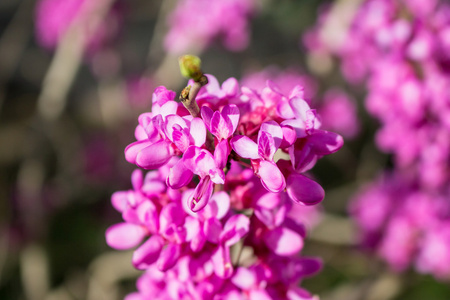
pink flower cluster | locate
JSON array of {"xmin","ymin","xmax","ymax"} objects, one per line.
[
  {"xmin": 164, "ymin": 0, "xmax": 256, "ymax": 53},
  {"xmin": 351, "ymin": 173, "xmax": 450, "ymax": 279},
  {"xmin": 241, "ymin": 68, "xmax": 360, "ymax": 139},
  {"xmin": 35, "ymin": 0, "xmax": 120, "ymax": 53},
  {"xmin": 307, "ymin": 0, "xmax": 450, "ymax": 278},
  {"xmin": 106, "ymin": 74, "xmax": 343, "ymax": 299}
]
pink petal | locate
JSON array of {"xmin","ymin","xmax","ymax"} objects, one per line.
[
  {"xmin": 124, "ymin": 140, "xmax": 152, "ymax": 165},
  {"xmin": 231, "ymin": 267, "xmax": 256, "ymax": 290},
  {"xmin": 131, "ymin": 169, "xmax": 143, "ymax": 191},
  {"xmin": 167, "ymin": 158, "xmax": 194, "ymax": 189},
  {"xmin": 249, "ymin": 289, "xmax": 273, "ymax": 300},
  {"xmin": 277, "ymin": 100, "xmax": 295, "ymax": 119},
  {"xmin": 191, "ymin": 226, "xmax": 207, "ymax": 252},
  {"xmin": 184, "ymin": 216, "xmax": 201, "ymax": 242},
  {"xmin": 259, "ymin": 160, "xmax": 286, "ymax": 193},
  {"xmin": 221, "ymin": 78, "xmax": 239, "ymax": 97},
  {"xmin": 190, "ymin": 117, "xmax": 207, "ymax": 147},
  {"xmin": 172, "ymin": 128, "xmax": 190, "ymax": 153},
  {"xmin": 124, "ymin": 293, "xmax": 144, "ymax": 300},
  {"xmin": 156, "ymin": 243, "xmax": 181, "ymax": 271},
  {"xmin": 134, "ymin": 124, "xmax": 148, "ymax": 141},
  {"xmin": 159, "ymin": 202, "xmax": 185, "ymax": 233},
  {"xmin": 297, "ymin": 258, "xmax": 323, "ymax": 277},
  {"xmin": 211, "ymin": 245, "xmax": 233, "ymax": 279},
  {"xmin": 204, "ymin": 218, "xmax": 222, "ymax": 244},
  {"xmin": 260, "ymin": 121, "xmax": 283, "ymax": 149},
  {"xmin": 111, "ymin": 191, "xmax": 128, "ymax": 212},
  {"xmin": 289, "ymin": 144, "xmax": 316, "ymax": 173},
  {"xmin": 289, "ymin": 85, "xmax": 305, "ymax": 100},
  {"xmin": 220, "ymin": 214, "xmax": 250, "ymax": 247},
  {"xmin": 221, "ymin": 104, "xmax": 240, "ymax": 134},
  {"xmin": 159, "ymin": 101, "xmax": 178, "ymax": 118},
  {"xmin": 286, "ymin": 287, "xmax": 316, "ymax": 300},
  {"xmin": 106, "ymin": 223, "xmax": 147, "ymax": 250},
  {"xmin": 204, "ymin": 74, "xmax": 221, "ymax": 94},
  {"xmin": 135, "ymin": 140, "xmax": 173, "ymax": 170},
  {"xmin": 211, "ymin": 111, "xmax": 233, "ymax": 140},
  {"xmin": 258, "ymin": 131, "xmax": 276, "ymax": 161},
  {"xmin": 189, "ymin": 177, "xmax": 214, "ymax": 212},
  {"xmin": 201, "ymin": 106, "xmax": 214, "ymax": 130},
  {"xmin": 280, "ymin": 125, "xmax": 297, "ymax": 148},
  {"xmin": 164, "ymin": 115, "xmax": 187, "ymax": 140},
  {"xmin": 286, "ymin": 174, "xmax": 324, "ymax": 205},
  {"xmin": 264, "ymin": 226, "xmax": 303, "ymax": 256},
  {"xmin": 214, "ymin": 140, "xmax": 231, "ymax": 169},
  {"xmin": 304, "ymin": 109, "xmax": 318, "ymax": 134},
  {"xmin": 132, "ymin": 235, "xmax": 164, "ymax": 270},
  {"xmin": 136, "ymin": 201, "xmax": 159, "ymax": 233},
  {"xmin": 307, "ymin": 130, "xmax": 344, "ymax": 155},
  {"xmin": 201, "ymin": 191, "xmax": 230, "ymax": 220},
  {"xmin": 230, "ymin": 136, "xmax": 259, "ymax": 159},
  {"xmin": 183, "ymin": 146, "xmax": 217, "ymax": 178},
  {"xmin": 289, "ymin": 97, "xmax": 310, "ymax": 121},
  {"xmin": 281, "ymin": 119, "xmax": 307, "ymax": 139}
]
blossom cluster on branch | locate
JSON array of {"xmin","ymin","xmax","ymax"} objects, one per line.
[
  {"xmin": 106, "ymin": 56, "xmax": 343, "ymax": 299},
  {"xmin": 307, "ymin": 0, "xmax": 450, "ymax": 279}
]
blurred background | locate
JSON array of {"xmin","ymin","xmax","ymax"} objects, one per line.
[{"xmin": 1, "ymin": 0, "xmax": 450, "ymax": 299}]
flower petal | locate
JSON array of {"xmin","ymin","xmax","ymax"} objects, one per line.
[
  {"xmin": 211, "ymin": 111, "xmax": 233, "ymax": 140},
  {"xmin": 286, "ymin": 174, "xmax": 324, "ymax": 205},
  {"xmin": 190, "ymin": 177, "xmax": 214, "ymax": 212},
  {"xmin": 167, "ymin": 158, "xmax": 194, "ymax": 189},
  {"xmin": 221, "ymin": 104, "xmax": 240, "ymax": 134},
  {"xmin": 260, "ymin": 121, "xmax": 283, "ymax": 149},
  {"xmin": 200, "ymin": 106, "xmax": 214, "ymax": 130},
  {"xmin": 258, "ymin": 131, "xmax": 276, "ymax": 161},
  {"xmin": 231, "ymin": 267, "xmax": 256, "ymax": 290},
  {"xmin": 106, "ymin": 223, "xmax": 147, "ymax": 250},
  {"xmin": 204, "ymin": 218, "xmax": 223, "ymax": 244},
  {"xmin": 230, "ymin": 136, "xmax": 259, "ymax": 159},
  {"xmin": 156, "ymin": 243, "xmax": 181, "ymax": 271},
  {"xmin": 280, "ymin": 125, "xmax": 297, "ymax": 148},
  {"xmin": 289, "ymin": 97, "xmax": 310, "ymax": 121},
  {"xmin": 307, "ymin": 130, "xmax": 344, "ymax": 155},
  {"xmin": 190, "ymin": 117, "xmax": 207, "ymax": 147},
  {"xmin": 211, "ymin": 245, "xmax": 233, "ymax": 279},
  {"xmin": 135, "ymin": 140, "xmax": 173, "ymax": 169},
  {"xmin": 286, "ymin": 287, "xmax": 317, "ymax": 300},
  {"xmin": 289, "ymin": 143, "xmax": 317, "ymax": 173},
  {"xmin": 183, "ymin": 146, "xmax": 217, "ymax": 178},
  {"xmin": 164, "ymin": 115, "xmax": 187, "ymax": 140},
  {"xmin": 277, "ymin": 100, "xmax": 295, "ymax": 119},
  {"xmin": 259, "ymin": 160, "xmax": 286, "ymax": 193},
  {"xmin": 220, "ymin": 214, "xmax": 250, "ymax": 247},
  {"xmin": 201, "ymin": 191, "xmax": 230, "ymax": 220},
  {"xmin": 221, "ymin": 78, "xmax": 239, "ymax": 97},
  {"xmin": 132, "ymin": 235, "xmax": 164, "ymax": 270},
  {"xmin": 124, "ymin": 140, "xmax": 152, "ymax": 165},
  {"xmin": 264, "ymin": 226, "xmax": 303, "ymax": 256},
  {"xmin": 214, "ymin": 140, "xmax": 231, "ymax": 169}
]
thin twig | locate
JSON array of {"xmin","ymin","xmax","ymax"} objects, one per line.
[{"xmin": 179, "ymin": 75, "xmax": 216, "ymax": 152}]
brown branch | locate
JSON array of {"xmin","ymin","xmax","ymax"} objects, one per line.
[{"xmin": 179, "ymin": 75, "xmax": 216, "ymax": 153}]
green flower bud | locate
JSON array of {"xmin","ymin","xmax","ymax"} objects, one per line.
[{"xmin": 179, "ymin": 55, "xmax": 202, "ymax": 81}]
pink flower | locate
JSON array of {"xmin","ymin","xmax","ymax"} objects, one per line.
[{"xmin": 231, "ymin": 121, "xmax": 286, "ymax": 193}]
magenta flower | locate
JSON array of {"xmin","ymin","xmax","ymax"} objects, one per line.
[
  {"xmin": 231, "ymin": 121, "xmax": 286, "ymax": 193},
  {"xmin": 180, "ymin": 146, "xmax": 225, "ymax": 212},
  {"xmin": 125, "ymin": 87, "xmax": 206, "ymax": 170}
]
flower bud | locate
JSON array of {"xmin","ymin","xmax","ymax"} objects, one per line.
[{"xmin": 179, "ymin": 55, "xmax": 202, "ymax": 81}]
